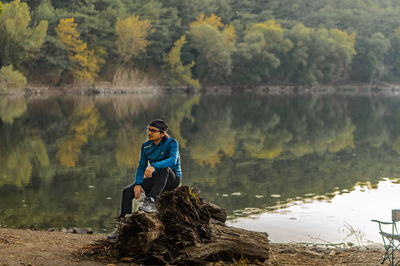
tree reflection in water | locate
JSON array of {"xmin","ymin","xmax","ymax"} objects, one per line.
[{"xmin": 0, "ymin": 94, "xmax": 399, "ymax": 236}]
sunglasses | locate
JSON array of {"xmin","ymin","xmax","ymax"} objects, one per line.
[{"xmin": 147, "ymin": 127, "xmax": 162, "ymax": 133}]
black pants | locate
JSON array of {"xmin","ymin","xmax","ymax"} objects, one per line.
[{"xmin": 120, "ymin": 167, "xmax": 180, "ymax": 217}]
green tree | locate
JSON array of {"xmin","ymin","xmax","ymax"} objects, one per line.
[
  {"xmin": 280, "ymin": 23, "xmax": 312, "ymax": 84},
  {"xmin": 162, "ymin": 35, "xmax": 200, "ymax": 88},
  {"xmin": 388, "ymin": 27, "xmax": 400, "ymax": 82},
  {"xmin": 188, "ymin": 13, "xmax": 236, "ymax": 83},
  {"xmin": 30, "ymin": 0, "xmax": 68, "ymax": 82},
  {"xmin": 280, "ymin": 24, "xmax": 356, "ymax": 85},
  {"xmin": 0, "ymin": 0, "xmax": 48, "ymax": 70},
  {"xmin": 351, "ymin": 33, "xmax": 390, "ymax": 83},
  {"xmin": 308, "ymin": 28, "xmax": 356, "ymax": 83},
  {"xmin": 0, "ymin": 65, "xmax": 27, "ymax": 93},
  {"xmin": 232, "ymin": 20, "xmax": 293, "ymax": 84}
]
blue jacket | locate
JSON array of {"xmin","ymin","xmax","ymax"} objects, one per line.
[{"xmin": 135, "ymin": 137, "xmax": 182, "ymax": 185}]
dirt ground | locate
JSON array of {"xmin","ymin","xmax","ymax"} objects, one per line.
[{"xmin": 0, "ymin": 228, "xmax": 390, "ymax": 265}]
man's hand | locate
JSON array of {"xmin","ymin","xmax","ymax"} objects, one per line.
[
  {"xmin": 134, "ymin": 185, "xmax": 144, "ymax": 199},
  {"xmin": 144, "ymin": 166, "xmax": 155, "ymax": 178}
]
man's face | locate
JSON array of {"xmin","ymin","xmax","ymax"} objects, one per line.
[{"xmin": 147, "ymin": 126, "xmax": 165, "ymax": 142}]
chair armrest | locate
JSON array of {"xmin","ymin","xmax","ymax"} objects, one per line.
[{"xmin": 371, "ymin": 219, "xmax": 394, "ymax": 225}]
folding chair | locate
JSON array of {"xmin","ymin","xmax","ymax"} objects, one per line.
[{"xmin": 372, "ymin": 209, "xmax": 400, "ymax": 265}]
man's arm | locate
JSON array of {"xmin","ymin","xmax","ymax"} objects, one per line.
[{"xmin": 151, "ymin": 140, "xmax": 179, "ymax": 170}]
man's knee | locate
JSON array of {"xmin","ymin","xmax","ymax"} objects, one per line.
[
  {"xmin": 156, "ymin": 167, "xmax": 176, "ymax": 176},
  {"xmin": 157, "ymin": 168, "xmax": 169, "ymax": 175}
]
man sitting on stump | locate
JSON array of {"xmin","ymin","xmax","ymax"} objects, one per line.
[{"xmin": 108, "ymin": 119, "xmax": 182, "ymax": 240}]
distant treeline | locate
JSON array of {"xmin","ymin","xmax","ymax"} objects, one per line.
[{"xmin": 1, "ymin": 0, "xmax": 400, "ymax": 90}]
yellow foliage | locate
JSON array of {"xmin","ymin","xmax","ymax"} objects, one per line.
[
  {"xmin": 224, "ymin": 24, "xmax": 236, "ymax": 41},
  {"xmin": 115, "ymin": 15, "xmax": 153, "ymax": 65},
  {"xmin": 242, "ymin": 128, "xmax": 292, "ymax": 160},
  {"xmin": 327, "ymin": 124, "xmax": 355, "ymax": 153},
  {"xmin": 249, "ymin": 20, "xmax": 282, "ymax": 32},
  {"xmin": 290, "ymin": 141, "xmax": 313, "ymax": 157},
  {"xmin": 0, "ymin": 136, "xmax": 49, "ymax": 188},
  {"xmin": 167, "ymin": 96, "xmax": 200, "ymax": 148},
  {"xmin": 0, "ymin": 96, "xmax": 27, "ymax": 124},
  {"xmin": 0, "ymin": 0, "xmax": 48, "ymax": 66},
  {"xmin": 55, "ymin": 18, "xmax": 99, "ymax": 83},
  {"xmin": 56, "ymin": 102, "xmax": 102, "ymax": 167},
  {"xmin": 265, "ymin": 20, "xmax": 282, "ymax": 29},
  {"xmin": 190, "ymin": 13, "xmax": 236, "ymax": 41},
  {"xmin": 163, "ymin": 35, "xmax": 200, "ymax": 88},
  {"xmin": 162, "ymin": 35, "xmax": 200, "ymax": 88},
  {"xmin": 190, "ymin": 118, "xmax": 236, "ymax": 168},
  {"xmin": 329, "ymin": 28, "xmax": 356, "ymax": 55},
  {"xmin": 190, "ymin": 13, "xmax": 223, "ymax": 30},
  {"xmin": 115, "ymin": 126, "xmax": 145, "ymax": 167},
  {"xmin": 289, "ymin": 121, "xmax": 355, "ymax": 157}
]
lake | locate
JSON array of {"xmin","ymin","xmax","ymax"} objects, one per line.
[{"xmin": 1, "ymin": 93, "xmax": 400, "ymax": 245}]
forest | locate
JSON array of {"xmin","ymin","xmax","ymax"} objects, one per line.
[{"xmin": 1, "ymin": 0, "xmax": 400, "ymax": 91}]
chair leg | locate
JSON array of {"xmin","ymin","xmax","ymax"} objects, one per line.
[{"xmin": 381, "ymin": 246, "xmax": 391, "ymax": 265}]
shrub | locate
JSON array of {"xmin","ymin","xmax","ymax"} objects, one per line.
[{"xmin": 0, "ymin": 65, "xmax": 27, "ymax": 93}]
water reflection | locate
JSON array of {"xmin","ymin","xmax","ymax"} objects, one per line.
[
  {"xmin": 229, "ymin": 179, "xmax": 400, "ymax": 244},
  {"xmin": 0, "ymin": 94, "xmax": 400, "ymax": 243}
]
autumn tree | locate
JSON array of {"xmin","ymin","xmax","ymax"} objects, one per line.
[
  {"xmin": 124, "ymin": 0, "xmax": 182, "ymax": 66},
  {"xmin": 188, "ymin": 13, "xmax": 236, "ymax": 83},
  {"xmin": 0, "ymin": 0, "xmax": 48, "ymax": 70},
  {"xmin": 115, "ymin": 14, "xmax": 153, "ymax": 66},
  {"xmin": 162, "ymin": 35, "xmax": 200, "ymax": 88},
  {"xmin": 55, "ymin": 17, "xmax": 100, "ymax": 83}
]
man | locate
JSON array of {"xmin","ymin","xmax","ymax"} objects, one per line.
[{"xmin": 108, "ymin": 119, "xmax": 181, "ymax": 240}]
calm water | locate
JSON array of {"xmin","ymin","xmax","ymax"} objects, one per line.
[{"xmin": 1, "ymin": 93, "xmax": 400, "ymax": 244}]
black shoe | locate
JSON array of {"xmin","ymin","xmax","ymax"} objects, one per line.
[
  {"xmin": 138, "ymin": 197, "xmax": 156, "ymax": 213},
  {"xmin": 107, "ymin": 228, "xmax": 118, "ymax": 241}
]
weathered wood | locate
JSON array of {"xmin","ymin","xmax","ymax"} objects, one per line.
[
  {"xmin": 81, "ymin": 186, "xmax": 269, "ymax": 264},
  {"xmin": 204, "ymin": 201, "xmax": 227, "ymax": 223},
  {"xmin": 173, "ymin": 223, "xmax": 270, "ymax": 264}
]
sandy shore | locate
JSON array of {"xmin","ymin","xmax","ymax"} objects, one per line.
[{"xmin": 0, "ymin": 228, "xmax": 387, "ymax": 265}]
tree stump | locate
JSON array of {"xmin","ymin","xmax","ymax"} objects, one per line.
[{"xmin": 81, "ymin": 186, "xmax": 269, "ymax": 264}]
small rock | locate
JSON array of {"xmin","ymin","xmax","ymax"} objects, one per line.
[
  {"xmin": 334, "ymin": 249, "xmax": 342, "ymax": 255},
  {"xmin": 70, "ymin": 227, "xmax": 93, "ymax": 234},
  {"xmin": 311, "ymin": 247, "xmax": 325, "ymax": 253},
  {"xmin": 366, "ymin": 243, "xmax": 385, "ymax": 252},
  {"xmin": 357, "ymin": 246, "xmax": 367, "ymax": 251},
  {"xmin": 279, "ymin": 247, "xmax": 297, "ymax": 253},
  {"xmin": 301, "ymin": 249, "xmax": 324, "ymax": 258}
]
